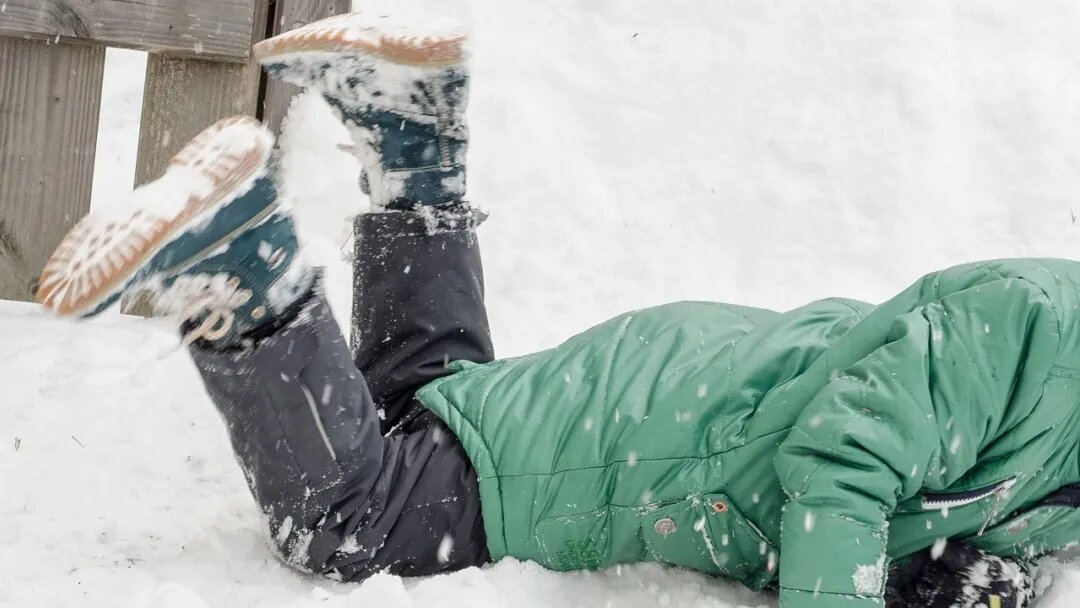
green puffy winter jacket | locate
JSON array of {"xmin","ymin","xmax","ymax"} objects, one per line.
[{"xmin": 417, "ymin": 259, "xmax": 1080, "ymax": 607}]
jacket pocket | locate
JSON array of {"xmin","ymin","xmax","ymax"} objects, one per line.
[
  {"xmin": 642, "ymin": 493, "xmax": 777, "ymax": 591},
  {"xmin": 969, "ymin": 505, "xmax": 1080, "ymax": 559},
  {"xmin": 970, "ymin": 485, "xmax": 1080, "ymax": 560}
]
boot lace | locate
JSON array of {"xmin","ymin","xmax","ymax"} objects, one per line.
[{"xmin": 151, "ymin": 273, "xmax": 252, "ymax": 346}]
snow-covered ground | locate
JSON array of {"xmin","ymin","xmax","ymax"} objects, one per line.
[{"xmin": 7, "ymin": 0, "xmax": 1080, "ymax": 605}]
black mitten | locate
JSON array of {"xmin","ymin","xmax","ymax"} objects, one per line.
[{"xmin": 885, "ymin": 541, "xmax": 1034, "ymax": 608}]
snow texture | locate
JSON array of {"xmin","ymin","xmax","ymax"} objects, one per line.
[
  {"xmin": 852, "ymin": 554, "xmax": 886, "ymax": 596},
  {"xmin": 950, "ymin": 549, "xmax": 1037, "ymax": 608},
  {"xmin": 6, "ymin": 0, "xmax": 1080, "ymax": 606}
]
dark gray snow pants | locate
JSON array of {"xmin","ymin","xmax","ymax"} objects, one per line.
[{"xmin": 187, "ymin": 206, "xmax": 492, "ymax": 582}]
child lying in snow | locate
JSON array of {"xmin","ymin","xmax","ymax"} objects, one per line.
[{"xmin": 37, "ymin": 12, "xmax": 1078, "ymax": 608}]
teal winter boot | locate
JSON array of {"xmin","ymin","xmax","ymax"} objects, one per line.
[
  {"xmin": 38, "ymin": 116, "xmax": 314, "ymax": 347},
  {"xmin": 254, "ymin": 12, "xmax": 470, "ymax": 211}
]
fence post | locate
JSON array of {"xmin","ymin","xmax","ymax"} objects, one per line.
[
  {"xmin": 263, "ymin": 0, "xmax": 340, "ymax": 132},
  {"xmin": 120, "ymin": 0, "xmax": 270, "ymax": 315},
  {"xmin": 123, "ymin": 0, "xmax": 335, "ymax": 315},
  {"xmin": 133, "ymin": 0, "xmax": 339, "ymax": 185},
  {"xmin": 133, "ymin": 0, "xmax": 272, "ymax": 186},
  {"xmin": 0, "ymin": 39, "xmax": 105, "ymax": 303},
  {"xmin": 133, "ymin": 57, "xmax": 264, "ymax": 186}
]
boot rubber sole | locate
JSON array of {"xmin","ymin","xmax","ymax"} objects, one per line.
[
  {"xmin": 253, "ymin": 12, "xmax": 467, "ymax": 68},
  {"xmin": 37, "ymin": 116, "xmax": 274, "ymax": 317}
]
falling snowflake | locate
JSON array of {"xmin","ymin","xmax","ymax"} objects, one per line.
[
  {"xmin": 931, "ymin": 538, "xmax": 948, "ymax": 560},
  {"xmin": 437, "ymin": 534, "xmax": 455, "ymax": 564},
  {"xmin": 852, "ymin": 554, "xmax": 886, "ymax": 595}
]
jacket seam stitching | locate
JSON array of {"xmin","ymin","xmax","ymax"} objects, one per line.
[
  {"xmin": 1048, "ymin": 365, "xmax": 1080, "ymax": 379},
  {"xmin": 993, "ymin": 275, "xmax": 1063, "ymax": 353},
  {"xmin": 594, "ymin": 315, "xmax": 635, "ymax": 464},
  {"xmin": 827, "ymin": 297, "xmax": 868, "ymax": 317},
  {"xmin": 489, "ymin": 426, "xmax": 794, "ymax": 480},
  {"xmin": 781, "ymin": 587, "xmax": 877, "ymax": 598},
  {"xmin": 1016, "ymin": 277, "xmax": 1063, "ymax": 355},
  {"xmin": 429, "ymin": 383, "xmax": 506, "ymax": 552}
]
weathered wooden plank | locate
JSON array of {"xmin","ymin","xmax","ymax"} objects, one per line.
[
  {"xmin": 133, "ymin": 56, "xmax": 262, "ymax": 186},
  {"xmin": 0, "ymin": 0, "xmax": 259, "ymax": 62},
  {"xmin": 122, "ymin": 0, "xmax": 270, "ymax": 315},
  {"xmin": 134, "ymin": 0, "xmax": 270, "ymax": 183},
  {"xmin": 262, "ymin": 0, "xmax": 340, "ymax": 132},
  {"xmin": 0, "ymin": 38, "xmax": 104, "ymax": 303},
  {"xmin": 123, "ymin": 55, "xmax": 260, "ymax": 315}
]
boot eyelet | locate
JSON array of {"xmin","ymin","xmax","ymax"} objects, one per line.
[
  {"xmin": 712, "ymin": 500, "xmax": 728, "ymax": 514},
  {"xmin": 251, "ymin": 306, "xmax": 266, "ymax": 320},
  {"xmin": 227, "ymin": 276, "xmax": 241, "ymax": 289},
  {"xmin": 236, "ymin": 289, "xmax": 252, "ymax": 304}
]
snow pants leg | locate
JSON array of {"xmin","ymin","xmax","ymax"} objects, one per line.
[{"xmin": 187, "ymin": 203, "xmax": 492, "ymax": 582}]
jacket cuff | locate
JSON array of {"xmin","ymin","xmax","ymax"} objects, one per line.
[
  {"xmin": 779, "ymin": 503, "xmax": 889, "ymax": 599},
  {"xmin": 780, "ymin": 589, "xmax": 884, "ymax": 608}
]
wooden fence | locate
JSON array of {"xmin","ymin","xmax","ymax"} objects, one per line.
[{"xmin": 0, "ymin": 0, "xmax": 337, "ymax": 304}]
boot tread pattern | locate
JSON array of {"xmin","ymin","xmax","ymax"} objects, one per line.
[
  {"xmin": 37, "ymin": 116, "xmax": 273, "ymax": 316},
  {"xmin": 253, "ymin": 13, "xmax": 467, "ymax": 67}
]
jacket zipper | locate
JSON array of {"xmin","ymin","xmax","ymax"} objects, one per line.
[{"xmin": 920, "ymin": 476, "xmax": 1018, "ymax": 512}]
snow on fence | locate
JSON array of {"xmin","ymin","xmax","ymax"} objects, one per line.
[{"xmin": 0, "ymin": 0, "xmax": 337, "ymax": 305}]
